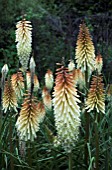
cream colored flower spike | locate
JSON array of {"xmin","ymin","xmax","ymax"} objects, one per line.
[
  {"xmin": 53, "ymin": 66, "xmax": 81, "ymax": 152},
  {"xmin": 86, "ymin": 76, "xmax": 105, "ymax": 114},
  {"xmin": 75, "ymin": 23, "xmax": 95, "ymax": 72},
  {"xmin": 16, "ymin": 19, "xmax": 32, "ymax": 71}
]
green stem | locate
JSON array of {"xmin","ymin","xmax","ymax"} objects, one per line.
[
  {"xmin": 68, "ymin": 151, "xmax": 72, "ymax": 170},
  {"xmin": 84, "ymin": 67, "xmax": 90, "ymax": 167},
  {"xmin": 94, "ymin": 112, "xmax": 99, "ymax": 170},
  {"xmin": 84, "ymin": 110, "xmax": 90, "ymax": 167},
  {"xmin": 28, "ymin": 142, "xmax": 32, "ymax": 168},
  {"xmin": 9, "ymin": 115, "xmax": 14, "ymax": 170}
]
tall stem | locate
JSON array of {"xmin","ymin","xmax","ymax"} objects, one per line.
[
  {"xmin": 9, "ymin": 115, "xmax": 14, "ymax": 170},
  {"xmin": 84, "ymin": 110, "xmax": 90, "ymax": 166},
  {"xmin": 84, "ymin": 67, "xmax": 90, "ymax": 167},
  {"xmin": 28, "ymin": 142, "xmax": 32, "ymax": 168},
  {"xmin": 94, "ymin": 112, "xmax": 99, "ymax": 170},
  {"xmin": 68, "ymin": 151, "xmax": 72, "ymax": 170}
]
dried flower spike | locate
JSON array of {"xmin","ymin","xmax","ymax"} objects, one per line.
[
  {"xmin": 16, "ymin": 93, "xmax": 40, "ymax": 141},
  {"xmin": 75, "ymin": 23, "xmax": 95, "ymax": 72},
  {"xmin": 11, "ymin": 72, "xmax": 24, "ymax": 99},
  {"xmin": 53, "ymin": 66, "xmax": 81, "ymax": 152},
  {"xmin": 16, "ymin": 19, "xmax": 32, "ymax": 71},
  {"xmin": 2, "ymin": 80, "xmax": 18, "ymax": 113},
  {"xmin": 45, "ymin": 69, "xmax": 54, "ymax": 90},
  {"xmin": 86, "ymin": 76, "xmax": 105, "ymax": 113}
]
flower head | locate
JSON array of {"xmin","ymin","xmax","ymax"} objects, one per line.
[
  {"xmin": 53, "ymin": 66, "xmax": 81, "ymax": 152},
  {"xmin": 16, "ymin": 19, "xmax": 32, "ymax": 71},
  {"xmin": 2, "ymin": 80, "xmax": 18, "ymax": 113},
  {"xmin": 86, "ymin": 75, "xmax": 105, "ymax": 113},
  {"xmin": 75, "ymin": 23, "xmax": 95, "ymax": 72},
  {"xmin": 11, "ymin": 72, "xmax": 24, "ymax": 99},
  {"xmin": 16, "ymin": 93, "xmax": 40, "ymax": 141}
]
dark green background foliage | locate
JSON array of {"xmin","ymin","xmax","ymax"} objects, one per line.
[
  {"xmin": 0, "ymin": 1, "xmax": 112, "ymax": 170},
  {"xmin": 0, "ymin": 0, "xmax": 112, "ymax": 81}
]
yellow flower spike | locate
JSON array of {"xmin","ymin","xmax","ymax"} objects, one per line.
[
  {"xmin": 86, "ymin": 75, "xmax": 105, "ymax": 114},
  {"xmin": 26, "ymin": 72, "xmax": 40, "ymax": 92},
  {"xmin": 11, "ymin": 72, "xmax": 24, "ymax": 99},
  {"xmin": 53, "ymin": 66, "xmax": 81, "ymax": 152},
  {"xmin": 16, "ymin": 93, "xmax": 40, "ymax": 141},
  {"xmin": 16, "ymin": 19, "xmax": 32, "ymax": 71},
  {"xmin": 75, "ymin": 23, "xmax": 95, "ymax": 72},
  {"xmin": 42, "ymin": 87, "xmax": 52, "ymax": 110},
  {"xmin": 45, "ymin": 69, "xmax": 54, "ymax": 90},
  {"xmin": 95, "ymin": 53, "xmax": 103, "ymax": 75},
  {"xmin": 2, "ymin": 80, "xmax": 18, "ymax": 113}
]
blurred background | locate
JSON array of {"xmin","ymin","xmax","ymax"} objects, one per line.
[{"xmin": 0, "ymin": 0, "xmax": 112, "ymax": 82}]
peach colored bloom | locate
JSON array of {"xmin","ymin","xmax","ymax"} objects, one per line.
[
  {"xmin": 75, "ymin": 23, "xmax": 95, "ymax": 72},
  {"xmin": 11, "ymin": 72, "xmax": 24, "ymax": 99},
  {"xmin": 86, "ymin": 76, "xmax": 105, "ymax": 113},
  {"xmin": 2, "ymin": 80, "xmax": 18, "ymax": 112},
  {"xmin": 53, "ymin": 66, "xmax": 81, "ymax": 152}
]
